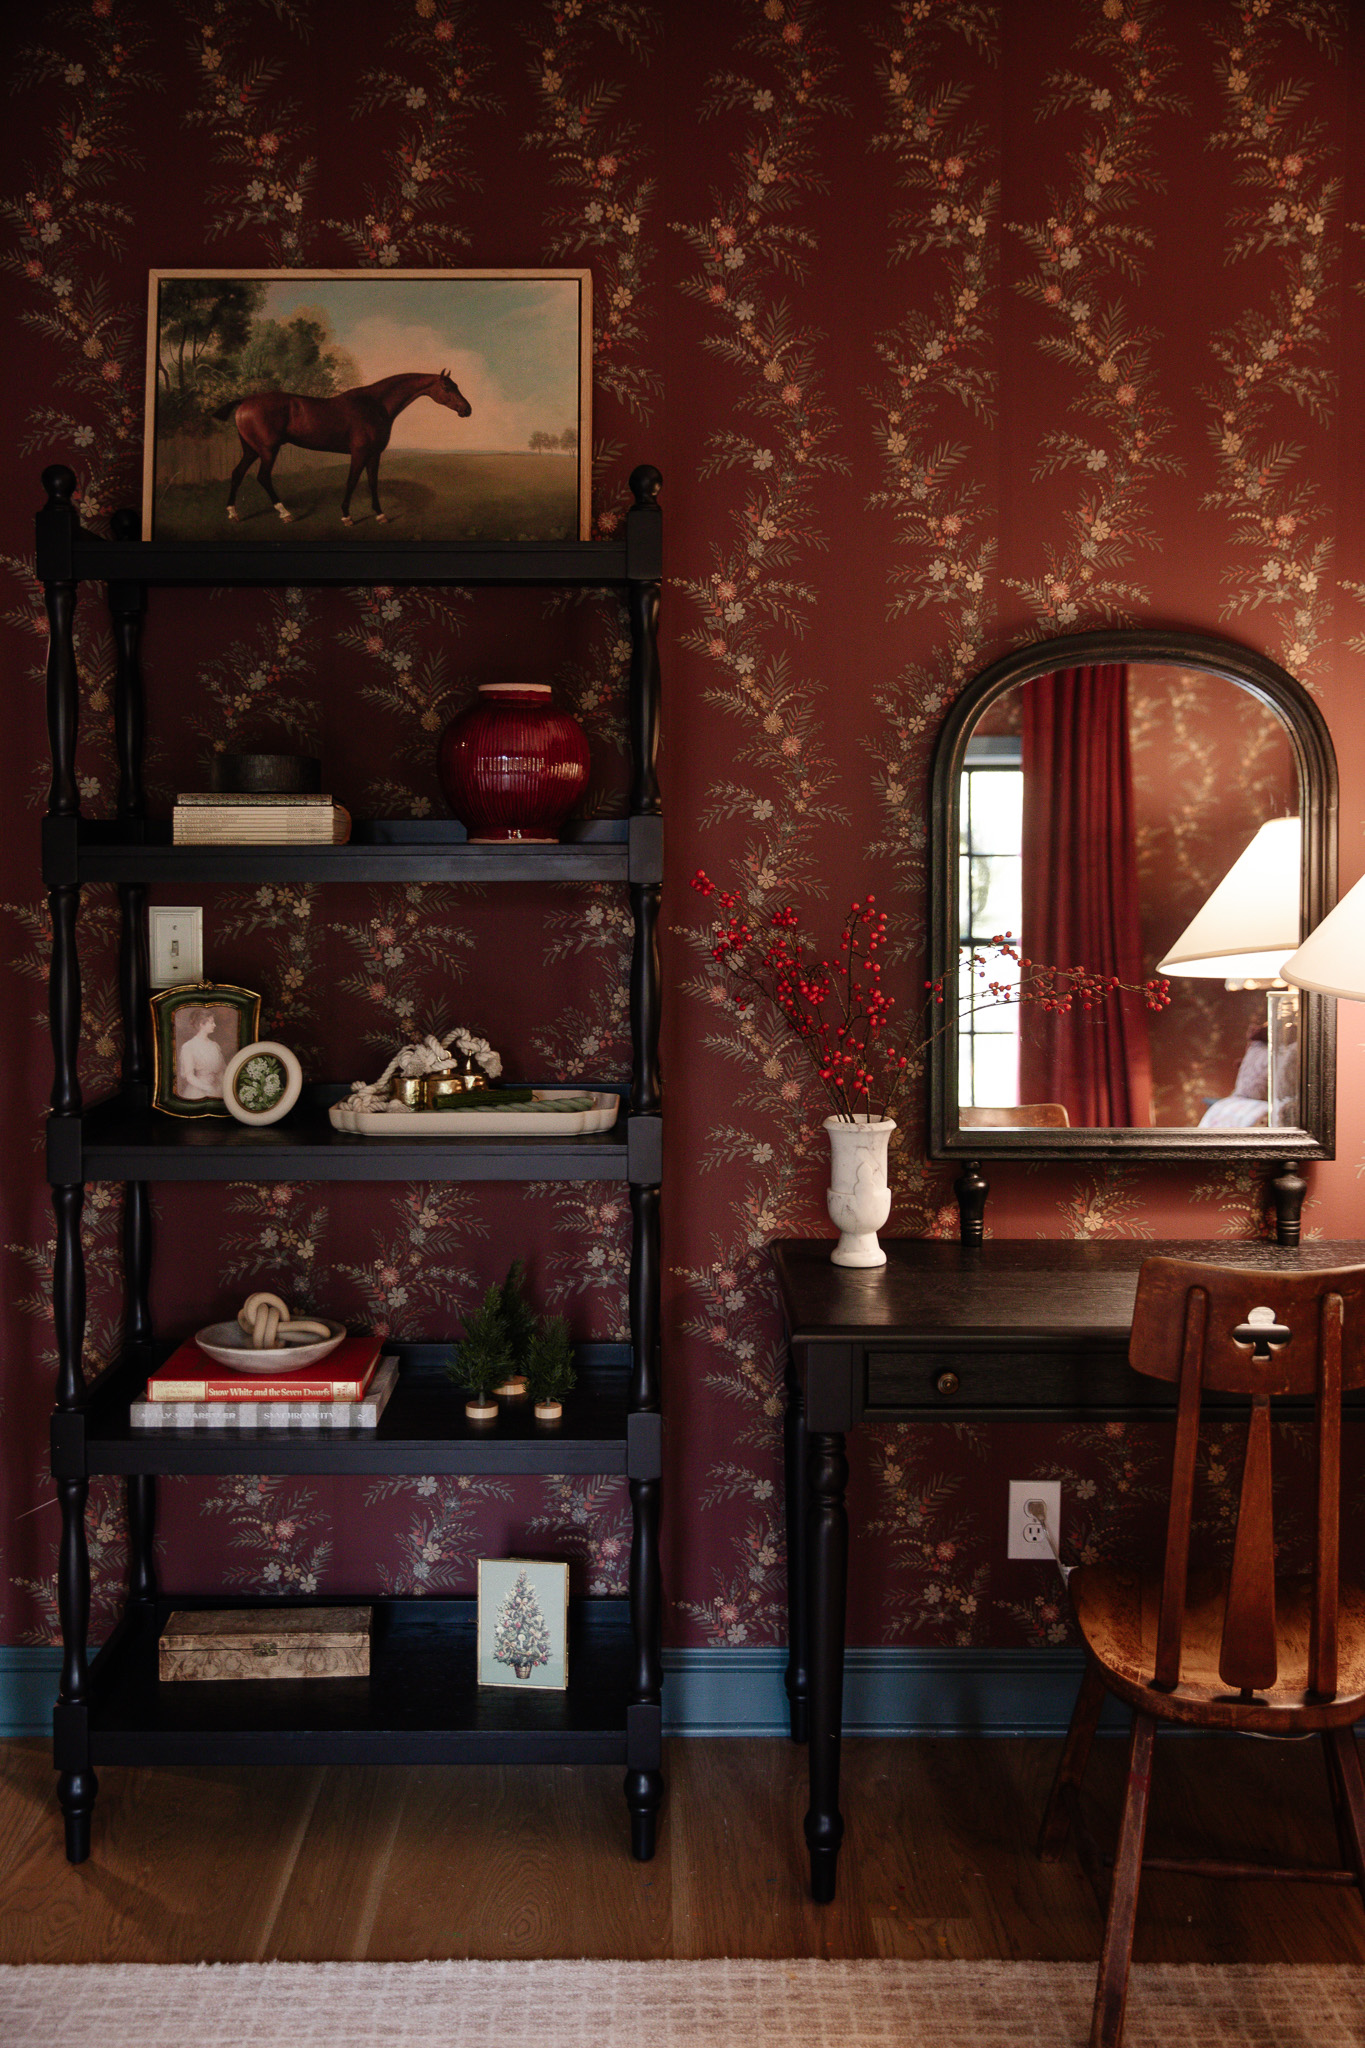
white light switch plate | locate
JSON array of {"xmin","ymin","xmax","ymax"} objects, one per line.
[{"xmin": 148, "ymin": 906, "xmax": 203, "ymax": 988}]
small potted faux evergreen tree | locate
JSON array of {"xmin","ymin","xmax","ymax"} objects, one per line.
[
  {"xmin": 449, "ymin": 1283, "xmax": 512, "ymax": 1421},
  {"xmin": 524, "ymin": 1312, "xmax": 576, "ymax": 1423},
  {"xmin": 493, "ymin": 1258, "xmax": 536, "ymax": 1398}
]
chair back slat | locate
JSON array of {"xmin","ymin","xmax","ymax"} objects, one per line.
[
  {"xmin": 1310, "ymin": 1292, "xmax": 1344, "ymax": 1697},
  {"xmin": 1128, "ymin": 1258, "xmax": 1365, "ymax": 1394},
  {"xmin": 1218, "ymin": 1393, "xmax": 1278, "ymax": 1692},
  {"xmin": 1130, "ymin": 1257, "xmax": 1365, "ymax": 1699},
  {"xmin": 1153, "ymin": 1287, "xmax": 1206, "ymax": 1690}
]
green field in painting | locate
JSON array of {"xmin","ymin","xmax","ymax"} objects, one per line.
[{"xmin": 153, "ymin": 451, "xmax": 580, "ymax": 544}]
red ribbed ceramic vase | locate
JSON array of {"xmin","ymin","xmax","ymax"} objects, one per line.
[{"xmin": 437, "ymin": 683, "xmax": 590, "ymax": 843}]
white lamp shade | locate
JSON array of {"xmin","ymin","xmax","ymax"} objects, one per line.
[
  {"xmin": 1281, "ymin": 871, "xmax": 1365, "ymax": 1000},
  {"xmin": 1156, "ymin": 816, "xmax": 1302, "ymax": 979}
]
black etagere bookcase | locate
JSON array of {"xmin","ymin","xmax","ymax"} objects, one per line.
[{"xmin": 36, "ymin": 462, "xmax": 664, "ymax": 1865}]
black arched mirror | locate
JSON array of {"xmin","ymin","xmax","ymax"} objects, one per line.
[{"xmin": 928, "ymin": 629, "xmax": 1338, "ymax": 1171}]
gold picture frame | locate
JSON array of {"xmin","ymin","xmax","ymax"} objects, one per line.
[
  {"xmin": 144, "ymin": 267, "xmax": 593, "ymax": 545},
  {"xmin": 476, "ymin": 1558, "xmax": 569, "ymax": 1691},
  {"xmin": 149, "ymin": 982, "xmax": 261, "ymax": 1119}
]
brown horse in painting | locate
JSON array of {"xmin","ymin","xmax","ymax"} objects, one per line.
[{"xmin": 213, "ymin": 370, "xmax": 473, "ymax": 527}]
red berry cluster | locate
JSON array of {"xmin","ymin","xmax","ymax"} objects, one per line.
[
  {"xmin": 691, "ymin": 887, "xmax": 1172, "ymax": 1125},
  {"xmin": 692, "ymin": 871, "xmax": 913, "ymax": 1120},
  {"xmin": 960, "ymin": 934, "xmax": 1171, "ymax": 1015}
]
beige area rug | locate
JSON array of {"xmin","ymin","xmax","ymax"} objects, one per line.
[{"xmin": 2, "ymin": 1959, "xmax": 1363, "ymax": 2047}]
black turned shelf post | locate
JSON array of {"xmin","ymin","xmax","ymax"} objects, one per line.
[
  {"xmin": 108, "ymin": 505, "xmax": 157, "ymax": 1606},
  {"xmin": 626, "ymin": 464, "xmax": 662, "ymax": 1121},
  {"xmin": 38, "ymin": 466, "xmax": 97, "ymax": 1863},
  {"xmin": 624, "ymin": 465, "xmax": 664, "ymax": 1859},
  {"xmin": 110, "ymin": 505, "xmax": 151, "ymax": 1107},
  {"xmin": 627, "ymin": 1180, "xmax": 663, "ymax": 1857}
]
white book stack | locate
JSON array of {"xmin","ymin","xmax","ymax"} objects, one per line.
[
  {"xmin": 131, "ymin": 1354, "xmax": 399, "ymax": 1430},
  {"xmin": 173, "ymin": 793, "xmax": 351, "ymax": 845}
]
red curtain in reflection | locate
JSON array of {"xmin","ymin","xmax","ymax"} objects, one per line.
[{"xmin": 1020, "ymin": 666, "xmax": 1154, "ymax": 1127}]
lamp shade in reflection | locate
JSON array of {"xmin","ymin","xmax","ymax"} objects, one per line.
[
  {"xmin": 1281, "ymin": 873, "xmax": 1365, "ymax": 1000},
  {"xmin": 1156, "ymin": 816, "xmax": 1302, "ymax": 980}
]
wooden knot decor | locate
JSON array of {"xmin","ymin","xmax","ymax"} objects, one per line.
[{"xmin": 236, "ymin": 1291, "xmax": 332, "ymax": 1351}]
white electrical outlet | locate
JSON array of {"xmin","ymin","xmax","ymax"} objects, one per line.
[
  {"xmin": 1007, "ymin": 1479, "xmax": 1061, "ymax": 1561},
  {"xmin": 148, "ymin": 905, "xmax": 203, "ymax": 988}
]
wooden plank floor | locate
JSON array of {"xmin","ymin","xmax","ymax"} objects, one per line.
[{"xmin": 2, "ymin": 1735, "xmax": 1364, "ymax": 1964}]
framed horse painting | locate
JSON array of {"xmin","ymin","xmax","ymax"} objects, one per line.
[{"xmin": 143, "ymin": 268, "xmax": 592, "ymax": 545}]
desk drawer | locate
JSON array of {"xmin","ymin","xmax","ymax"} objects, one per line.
[{"xmin": 864, "ymin": 1346, "xmax": 1162, "ymax": 1416}]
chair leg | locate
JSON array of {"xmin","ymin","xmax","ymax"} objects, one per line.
[
  {"xmin": 1325, "ymin": 1726, "xmax": 1365, "ymax": 1900},
  {"xmin": 1090, "ymin": 1711, "xmax": 1156, "ymax": 2048},
  {"xmin": 1038, "ymin": 1655, "xmax": 1108, "ymax": 1860},
  {"xmin": 1322, "ymin": 1731, "xmax": 1355, "ymax": 1874}
]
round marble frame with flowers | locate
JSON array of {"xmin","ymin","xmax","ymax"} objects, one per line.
[{"xmin": 222, "ymin": 1040, "xmax": 303, "ymax": 1126}]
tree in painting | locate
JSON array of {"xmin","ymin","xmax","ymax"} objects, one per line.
[{"xmin": 155, "ymin": 280, "xmax": 359, "ymax": 457}]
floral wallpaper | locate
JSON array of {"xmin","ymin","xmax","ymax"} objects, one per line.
[{"xmin": 1, "ymin": 0, "xmax": 1363, "ymax": 1665}]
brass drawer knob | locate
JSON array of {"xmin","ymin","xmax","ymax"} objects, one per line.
[{"xmin": 935, "ymin": 1370, "xmax": 960, "ymax": 1398}]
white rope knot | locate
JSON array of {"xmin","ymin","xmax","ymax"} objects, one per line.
[{"xmin": 237, "ymin": 1292, "xmax": 332, "ymax": 1350}]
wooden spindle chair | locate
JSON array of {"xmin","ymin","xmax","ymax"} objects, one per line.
[
  {"xmin": 959, "ymin": 1102, "xmax": 1071, "ymax": 1129},
  {"xmin": 1037, "ymin": 1255, "xmax": 1365, "ymax": 2048}
]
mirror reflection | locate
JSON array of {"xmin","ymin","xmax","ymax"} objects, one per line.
[{"xmin": 956, "ymin": 662, "xmax": 1299, "ymax": 1132}]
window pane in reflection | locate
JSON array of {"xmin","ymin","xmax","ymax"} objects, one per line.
[
  {"xmin": 971, "ymin": 1030, "xmax": 1021, "ymax": 1109},
  {"xmin": 970, "ymin": 766, "xmax": 1023, "ymax": 854},
  {"xmin": 958, "ymin": 759, "xmax": 1023, "ymax": 1106},
  {"xmin": 969, "ymin": 853, "xmax": 1021, "ymax": 940}
]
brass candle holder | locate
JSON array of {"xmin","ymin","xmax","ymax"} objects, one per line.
[{"xmin": 423, "ymin": 1054, "xmax": 489, "ymax": 1108}]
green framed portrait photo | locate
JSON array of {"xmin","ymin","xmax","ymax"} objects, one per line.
[
  {"xmin": 144, "ymin": 268, "xmax": 592, "ymax": 546},
  {"xmin": 149, "ymin": 983, "xmax": 261, "ymax": 1119}
]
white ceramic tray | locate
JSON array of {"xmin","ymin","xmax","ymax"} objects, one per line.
[
  {"xmin": 194, "ymin": 1319, "xmax": 347, "ymax": 1372},
  {"xmin": 327, "ymin": 1089, "xmax": 621, "ymax": 1138}
]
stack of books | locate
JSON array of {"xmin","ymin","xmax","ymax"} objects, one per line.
[
  {"xmin": 173, "ymin": 793, "xmax": 351, "ymax": 845},
  {"xmin": 131, "ymin": 1333, "xmax": 395, "ymax": 1429}
]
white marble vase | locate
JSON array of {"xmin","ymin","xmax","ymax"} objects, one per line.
[{"xmin": 823, "ymin": 1115, "xmax": 894, "ymax": 1267}]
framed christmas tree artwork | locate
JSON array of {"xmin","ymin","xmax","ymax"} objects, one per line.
[{"xmin": 476, "ymin": 1559, "xmax": 569, "ymax": 1691}]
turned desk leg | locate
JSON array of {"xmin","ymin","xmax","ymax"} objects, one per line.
[
  {"xmin": 804, "ymin": 1429, "xmax": 848, "ymax": 1903},
  {"xmin": 783, "ymin": 1345, "xmax": 809, "ymax": 1744}
]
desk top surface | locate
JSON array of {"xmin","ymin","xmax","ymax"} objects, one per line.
[{"xmin": 770, "ymin": 1237, "xmax": 1365, "ymax": 1345}]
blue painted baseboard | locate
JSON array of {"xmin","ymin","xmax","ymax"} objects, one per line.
[
  {"xmin": 659, "ymin": 1645, "xmax": 1130, "ymax": 1737},
  {"xmin": 0, "ymin": 1649, "xmax": 63, "ymax": 1739},
  {"xmin": 0, "ymin": 1642, "xmax": 1123, "ymax": 1742}
]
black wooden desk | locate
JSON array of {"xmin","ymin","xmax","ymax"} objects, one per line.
[{"xmin": 771, "ymin": 1235, "xmax": 1365, "ymax": 1902}]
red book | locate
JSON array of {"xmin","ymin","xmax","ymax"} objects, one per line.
[{"xmin": 145, "ymin": 1334, "xmax": 382, "ymax": 1403}]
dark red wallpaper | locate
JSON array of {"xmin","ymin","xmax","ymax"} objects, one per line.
[{"xmin": 2, "ymin": 0, "xmax": 1363, "ymax": 1656}]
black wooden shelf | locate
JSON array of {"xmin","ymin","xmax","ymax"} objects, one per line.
[
  {"xmin": 41, "ymin": 536, "xmax": 649, "ymax": 588},
  {"xmin": 73, "ymin": 1596, "xmax": 641, "ymax": 1769},
  {"xmin": 49, "ymin": 1090, "xmax": 661, "ymax": 1187},
  {"xmin": 38, "ymin": 458, "xmax": 665, "ymax": 1865},
  {"xmin": 43, "ymin": 815, "xmax": 665, "ymax": 889},
  {"xmin": 51, "ymin": 1347, "xmax": 662, "ymax": 1483}
]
